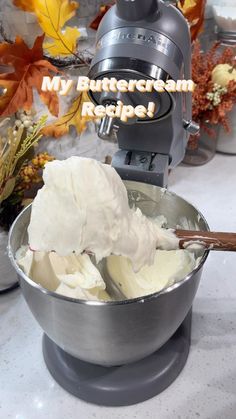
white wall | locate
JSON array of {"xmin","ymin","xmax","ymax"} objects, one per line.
[{"xmin": 207, "ymin": 0, "xmax": 236, "ymax": 6}]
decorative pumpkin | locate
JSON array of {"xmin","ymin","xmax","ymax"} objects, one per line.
[{"xmin": 212, "ymin": 64, "xmax": 236, "ymax": 88}]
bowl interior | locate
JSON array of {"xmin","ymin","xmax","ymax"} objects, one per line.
[
  {"xmin": 125, "ymin": 181, "xmax": 208, "ymax": 231},
  {"xmin": 9, "ymin": 181, "xmax": 209, "ymax": 299}
]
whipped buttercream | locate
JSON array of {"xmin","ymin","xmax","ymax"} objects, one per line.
[
  {"xmin": 16, "ymin": 246, "xmax": 111, "ymax": 301},
  {"xmin": 28, "ymin": 157, "xmax": 179, "ymax": 271},
  {"xmin": 106, "ymin": 250, "xmax": 196, "ymax": 299},
  {"xmin": 16, "ymin": 245, "xmax": 197, "ymax": 301}
]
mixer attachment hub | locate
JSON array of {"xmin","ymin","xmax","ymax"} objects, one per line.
[{"xmin": 112, "ymin": 150, "xmax": 169, "ymax": 187}]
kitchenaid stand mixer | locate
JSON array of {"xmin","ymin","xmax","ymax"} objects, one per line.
[
  {"xmin": 42, "ymin": 0, "xmax": 200, "ymax": 406},
  {"xmin": 89, "ymin": 0, "xmax": 199, "ymax": 187}
]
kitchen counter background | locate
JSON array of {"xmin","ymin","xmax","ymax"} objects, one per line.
[{"xmin": 1, "ymin": 153, "xmax": 236, "ymax": 419}]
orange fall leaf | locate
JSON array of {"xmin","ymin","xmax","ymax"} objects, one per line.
[
  {"xmin": 178, "ymin": 0, "xmax": 206, "ymax": 42},
  {"xmin": 0, "ymin": 35, "xmax": 59, "ymax": 117}
]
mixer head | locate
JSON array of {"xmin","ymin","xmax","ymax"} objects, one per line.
[{"xmin": 88, "ymin": 0, "xmax": 199, "ymax": 186}]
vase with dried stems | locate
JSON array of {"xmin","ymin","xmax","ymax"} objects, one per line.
[{"xmin": 183, "ymin": 41, "xmax": 236, "ymax": 166}]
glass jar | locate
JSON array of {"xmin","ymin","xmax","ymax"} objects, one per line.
[
  {"xmin": 217, "ymin": 106, "xmax": 236, "ymax": 154},
  {"xmin": 199, "ymin": 8, "xmax": 218, "ymax": 52},
  {"xmin": 215, "ymin": 31, "xmax": 236, "ymax": 154},
  {"xmin": 216, "ymin": 30, "xmax": 236, "ymax": 57}
]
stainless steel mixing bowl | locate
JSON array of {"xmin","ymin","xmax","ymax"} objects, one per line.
[{"xmin": 8, "ymin": 181, "xmax": 209, "ymax": 367}]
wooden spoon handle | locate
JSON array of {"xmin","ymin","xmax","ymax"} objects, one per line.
[{"xmin": 175, "ymin": 230, "xmax": 236, "ymax": 252}]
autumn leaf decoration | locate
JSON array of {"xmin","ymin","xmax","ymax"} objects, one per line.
[
  {"xmin": 13, "ymin": 0, "xmax": 80, "ymax": 57},
  {"xmin": 178, "ymin": 0, "xmax": 206, "ymax": 42},
  {"xmin": 42, "ymin": 92, "xmax": 94, "ymax": 138},
  {"xmin": 0, "ymin": 35, "xmax": 59, "ymax": 117}
]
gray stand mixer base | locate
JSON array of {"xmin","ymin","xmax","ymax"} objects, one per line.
[{"xmin": 43, "ymin": 310, "xmax": 192, "ymax": 406}]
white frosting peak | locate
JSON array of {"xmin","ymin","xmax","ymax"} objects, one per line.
[{"xmin": 28, "ymin": 157, "xmax": 178, "ymax": 271}]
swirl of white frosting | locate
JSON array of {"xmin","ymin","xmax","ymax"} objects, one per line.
[{"xmin": 28, "ymin": 157, "xmax": 179, "ymax": 271}]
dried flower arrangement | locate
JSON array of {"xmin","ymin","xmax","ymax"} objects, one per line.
[
  {"xmin": 0, "ymin": 114, "xmax": 51, "ymax": 229},
  {"xmin": 0, "ymin": 150, "xmax": 55, "ymax": 230},
  {"xmin": 188, "ymin": 41, "xmax": 236, "ymax": 149}
]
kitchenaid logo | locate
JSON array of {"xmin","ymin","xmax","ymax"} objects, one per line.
[
  {"xmin": 97, "ymin": 28, "xmax": 173, "ymax": 51},
  {"xmin": 111, "ymin": 32, "xmax": 162, "ymax": 45}
]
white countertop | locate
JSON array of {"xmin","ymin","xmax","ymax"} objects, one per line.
[{"xmin": 1, "ymin": 153, "xmax": 236, "ymax": 419}]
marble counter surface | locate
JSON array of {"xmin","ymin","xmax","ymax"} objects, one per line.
[{"xmin": 1, "ymin": 153, "xmax": 236, "ymax": 419}]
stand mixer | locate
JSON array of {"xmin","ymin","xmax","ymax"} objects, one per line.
[
  {"xmin": 8, "ymin": 0, "xmax": 207, "ymax": 407},
  {"xmin": 89, "ymin": 0, "xmax": 199, "ymax": 187},
  {"xmin": 42, "ymin": 0, "xmax": 200, "ymax": 404}
]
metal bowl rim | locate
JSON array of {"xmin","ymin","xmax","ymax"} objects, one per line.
[{"xmin": 8, "ymin": 186, "xmax": 210, "ymax": 307}]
